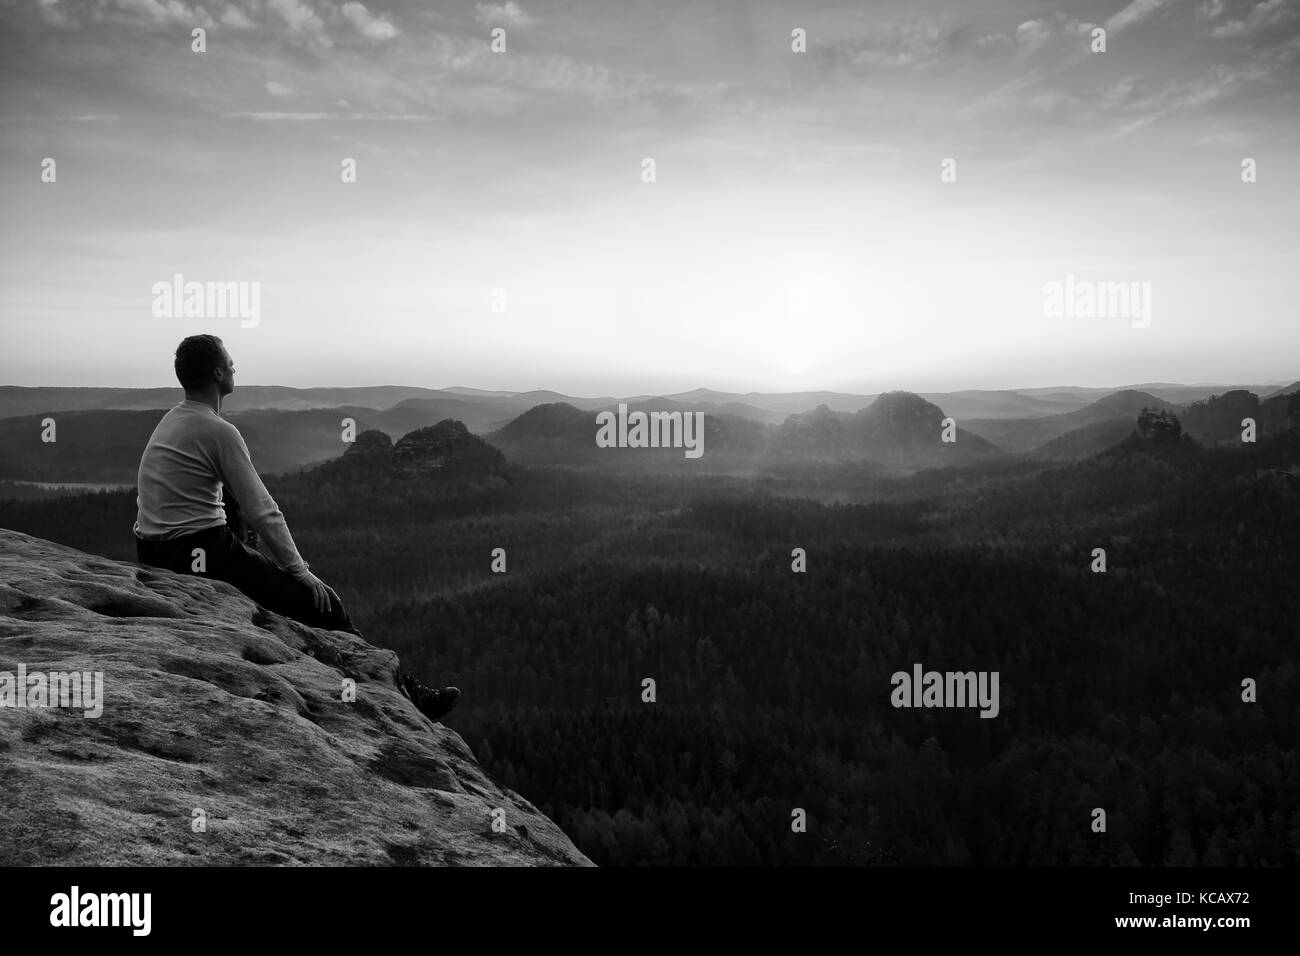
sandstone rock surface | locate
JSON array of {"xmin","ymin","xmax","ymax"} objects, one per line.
[{"xmin": 0, "ymin": 529, "xmax": 592, "ymax": 866}]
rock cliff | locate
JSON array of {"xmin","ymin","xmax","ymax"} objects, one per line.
[{"xmin": 0, "ymin": 529, "xmax": 591, "ymax": 867}]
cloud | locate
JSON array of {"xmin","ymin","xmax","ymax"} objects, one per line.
[
  {"xmin": 974, "ymin": 32, "xmax": 1014, "ymax": 54},
  {"xmin": 475, "ymin": 2, "xmax": 533, "ymax": 28},
  {"xmin": 25, "ymin": 0, "xmax": 221, "ymax": 30},
  {"xmin": 109, "ymin": 0, "xmax": 206, "ymax": 25},
  {"xmin": 1027, "ymin": 90, "xmax": 1079, "ymax": 115},
  {"xmin": 1106, "ymin": 0, "xmax": 1176, "ymax": 34},
  {"xmin": 0, "ymin": 113, "xmax": 122, "ymax": 123},
  {"xmin": 265, "ymin": 80, "xmax": 293, "ymax": 97},
  {"xmin": 266, "ymin": 0, "xmax": 332, "ymax": 49},
  {"xmin": 35, "ymin": 0, "xmax": 73, "ymax": 28},
  {"xmin": 221, "ymin": 4, "xmax": 254, "ymax": 29},
  {"xmin": 1210, "ymin": 0, "xmax": 1295, "ymax": 38},
  {"xmin": 1108, "ymin": 65, "xmax": 1250, "ymax": 138},
  {"xmin": 222, "ymin": 111, "xmax": 440, "ymax": 121},
  {"xmin": 827, "ymin": 19, "xmax": 957, "ymax": 70},
  {"xmin": 1103, "ymin": 74, "xmax": 1148, "ymax": 106},
  {"xmin": 1015, "ymin": 19, "xmax": 1050, "ymax": 51},
  {"xmin": 341, "ymin": 2, "xmax": 399, "ymax": 41}
]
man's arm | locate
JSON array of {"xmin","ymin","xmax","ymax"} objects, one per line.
[{"xmin": 214, "ymin": 425, "xmax": 311, "ymax": 578}]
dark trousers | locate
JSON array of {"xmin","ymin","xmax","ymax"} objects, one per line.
[{"xmin": 136, "ymin": 524, "xmax": 360, "ymax": 635}]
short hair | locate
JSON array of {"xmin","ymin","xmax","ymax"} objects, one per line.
[{"xmin": 174, "ymin": 334, "xmax": 226, "ymax": 391}]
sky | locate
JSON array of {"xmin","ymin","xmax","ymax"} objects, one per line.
[{"xmin": 1, "ymin": 0, "xmax": 1297, "ymax": 394}]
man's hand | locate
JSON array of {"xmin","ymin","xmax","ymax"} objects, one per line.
[{"xmin": 293, "ymin": 570, "xmax": 337, "ymax": 614}]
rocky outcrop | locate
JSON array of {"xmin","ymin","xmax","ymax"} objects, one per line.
[
  {"xmin": 343, "ymin": 428, "xmax": 395, "ymax": 462},
  {"xmin": 304, "ymin": 420, "xmax": 508, "ymax": 491},
  {"xmin": 1137, "ymin": 406, "xmax": 1182, "ymax": 442},
  {"xmin": 391, "ymin": 420, "xmax": 507, "ymax": 480},
  {"xmin": 0, "ymin": 529, "xmax": 591, "ymax": 867},
  {"xmin": 310, "ymin": 428, "xmax": 394, "ymax": 483}
]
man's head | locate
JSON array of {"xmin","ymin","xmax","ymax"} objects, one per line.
[{"xmin": 174, "ymin": 334, "xmax": 234, "ymax": 399}]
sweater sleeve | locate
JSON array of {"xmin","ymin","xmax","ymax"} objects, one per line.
[{"xmin": 215, "ymin": 423, "xmax": 310, "ymax": 578}]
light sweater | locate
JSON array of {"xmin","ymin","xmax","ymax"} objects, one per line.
[{"xmin": 133, "ymin": 399, "xmax": 310, "ymax": 578}]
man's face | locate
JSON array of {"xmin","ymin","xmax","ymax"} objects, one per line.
[{"xmin": 218, "ymin": 347, "xmax": 235, "ymax": 395}]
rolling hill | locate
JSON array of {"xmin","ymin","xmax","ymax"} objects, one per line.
[{"xmin": 966, "ymin": 390, "xmax": 1176, "ymax": 454}]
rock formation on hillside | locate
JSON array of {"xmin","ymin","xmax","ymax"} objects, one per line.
[
  {"xmin": 391, "ymin": 420, "xmax": 507, "ymax": 480},
  {"xmin": 343, "ymin": 427, "xmax": 395, "ymax": 462},
  {"xmin": 307, "ymin": 420, "xmax": 508, "ymax": 489},
  {"xmin": 1136, "ymin": 406, "xmax": 1182, "ymax": 442},
  {"xmin": 0, "ymin": 529, "xmax": 591, "ymax": 867}
]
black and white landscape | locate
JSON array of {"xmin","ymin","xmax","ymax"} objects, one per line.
[
  {"xmin": 2, "ymin": 0, "xmax": 1299, "ymax": 873},
  {"xmin": 3, "ymin": 379, "xmax": 1298, "ymax": 866}
]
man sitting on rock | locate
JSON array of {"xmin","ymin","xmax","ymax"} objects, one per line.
[{"xmin": 133, "ymin": 333, "xmax": 460, "ymax": 722}]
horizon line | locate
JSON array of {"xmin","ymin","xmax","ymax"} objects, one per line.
[{"xmin": 1, "ymin": 379, "xmax": 1296, "ymax": 398}]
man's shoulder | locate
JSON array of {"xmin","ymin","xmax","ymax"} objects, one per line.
[
  {"xmin": 173, "ymin": 405, "xmax": 243, "ymax": 444},
  {"xmin": 207, "ymin": 413, "xmax": 246, "ymax": 445}
]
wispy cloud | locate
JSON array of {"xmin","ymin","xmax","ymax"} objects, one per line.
[
  {"xmin": 475, "ymin": 2, "xmax": 533, "ymax": 28},
  {"xmin": 1209, "ymin": 0, "xmax": 1297, "ymax": 38},
  {"xmin": 266, "ymin": 0, "xmax": 332, "ymax": 50},
  {"xmin": 1015, "ymin": 19, "xmax": 1051, "ymax": 53},
  {"xmin": 220, "ymin": 111, "xmax": 440, "ymax": 121},
  {"xmin": 111, "ymin": 0, "xmax": 206, "ymax": 26},
  {"xmin": 221, "ymin": 4, "xmax": 255, "ymax": 30},
  {"xmin": 35, "ymin": 0, "xmax": 73, "ymax": 29},
  {"xmin": 341, "ymin": 1, "xmax": 399, "ymax": 41},
  {"xmin": 1106, "ymin": 0, "xmax": 1178, "ymax": 35},
  {"xmin": 0, "ymin": 113, "xmax": 122, "ymax": 123}
]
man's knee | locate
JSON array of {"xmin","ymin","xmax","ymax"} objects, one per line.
[{"xmin": 239, "ymin": 560, "xmax": 353, "ymax": 631}]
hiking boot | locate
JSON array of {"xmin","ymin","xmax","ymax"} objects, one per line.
[{"xmin": 398, "ymin": 672, "xmax": 460, "ymax": 722}]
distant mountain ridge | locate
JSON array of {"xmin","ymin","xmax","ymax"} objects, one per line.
[
  {"xmin": 1021, "ymin": 388, "xmax": 1300, "ymax": 460},
  {"xmin": 3, "ymin": 381, "xmax": 1297, "ymax": 484},
  {"xmin": 963, "ymin": 390, "xmax": 1178, "ymax": 454},
  {"xmin": 487, "ymin": 392, "xmax": 998, "ymax": 471},
  {"xmin": 5, "ymin": 381, "xmax": 1294, "ymax": 423}
]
